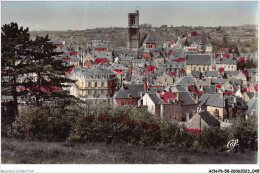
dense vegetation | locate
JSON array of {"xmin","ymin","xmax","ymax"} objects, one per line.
[{"xmin": 3, "ymin": 100, "xmax": 257, "ymax": 152}]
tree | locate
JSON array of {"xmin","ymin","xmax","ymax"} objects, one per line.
[
  {"xmin": 22, "ymin": 35, "xmax": 75, "ymax": 106},
  {"xmin": 183, "ymin": 39, "xmax": 189, "ymax": 46},
  {"xmin": 1, "ymin": 22, "xmax": 30, "ymax": 116}
]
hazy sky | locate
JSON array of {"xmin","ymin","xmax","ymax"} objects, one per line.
[{"xmin": 1, "ymin": 1, "xmax": 258, "ymax": 31}]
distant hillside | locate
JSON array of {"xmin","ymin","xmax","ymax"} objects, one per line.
[{"xmin": 29, "ymin": 25, "xmax": 258, "ymax": 52}]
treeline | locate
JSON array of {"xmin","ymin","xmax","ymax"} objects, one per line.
[{"xmin": 2, "ymin": 99, "xmax": 257, "ymax": 152}]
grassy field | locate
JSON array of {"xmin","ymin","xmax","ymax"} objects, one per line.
[{"xmin": 1, "ymin": 137, "xmax": 257, "ymax": 164}]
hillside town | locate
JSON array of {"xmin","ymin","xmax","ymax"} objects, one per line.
[{"xmin": 3, "ymin": 10, "xmax": 258, "ymax": 133}]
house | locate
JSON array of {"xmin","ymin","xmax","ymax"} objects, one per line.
[
  {"xmin": 215, "ymin": 58, "xmax": 237, "ymax": 71},
  {"xmin": 186, "ymin": 110, "xmax": 220, "ymax": 130},
  {"xmin": 132, "ymin": 58, "xmax": 146, "ymax": 68},
  {"xmin": 141, "ymin": 34, "xmax": 156, "ymax": 49},
  {"xmin": 114, "ymin": 83, "xmax": 145, "ymax": 106},
  {"xmin": 140, "ymin": 93, "xmax": 164, "ymax": 118},
  {"xmin": 186, "ymin": 54, "xmax": 213, "ymax": 73},
  {"xmin": 142, "ymin": 48, "xmax": 151, "ymax": 60},
  {"xmin": 202, "ymin": 71, "xmax": 222, "ymax": 79},
  {"xmin": 73, "ymin": 66, "xmax": 117, "ymax": 104},
  {"xmin": 155, "ymin": 72, "xmax": 175, "ymax": 86},
  {"xmin": 159, "ymin": 91, "xmax": 197, "ymax": 121}
]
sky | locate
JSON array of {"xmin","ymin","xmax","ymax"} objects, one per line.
[{"xmin": 1, "ymin": 1, "xmax": 258, "ymax": 31}]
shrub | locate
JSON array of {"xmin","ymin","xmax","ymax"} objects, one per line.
[{"xmin": 229, "ymin": 115, "xmax": 258, "ymax": 152}]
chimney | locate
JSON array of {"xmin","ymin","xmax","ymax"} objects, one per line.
[
  {"xmin": 128, "ymin": 66, "xmax": 132, "ymax": 78},
  {"xmin": 144, "ymin": 80, "xmax": 147, "ymax": 92},
  {"xmin": 176, "ymin": 92, "xmax": 179, "ymax": 101},
  {"xmin": 186, "ymin": 113, "xmax": 189, "ymax": 122},
  {"xmin": 146, "ymin": 67, "xmax": 149, "ymax": 79},
  {"xmin": 122, "ymin": 81, "xmax": 125, "ymax": 90},
  {"xmin": 198, "ymin": 114, "xmax": 201, "ymax": 130},
  {"xmin": 195, "ymin": 95, "xmax": 198, "ymax": 103}
]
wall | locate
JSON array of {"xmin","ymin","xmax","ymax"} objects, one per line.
[
  {"xmin": 116, "ymin": 98, "xmax": 140, "ymax": 106},
  {"xmin": 186, "ymin": 65, "xmax": 213, "ymax": 73},
  {"xmin": 163, "ymin": 104, "xmax": 197, "ymax": 121}
]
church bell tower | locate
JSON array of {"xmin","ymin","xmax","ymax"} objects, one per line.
[{"xmin": 128, "ymin": 10, "xmax": 140, "ymax": 51}]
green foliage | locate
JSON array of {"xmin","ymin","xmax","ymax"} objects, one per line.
[
  {"xmin": 229, "ymin": 116, "xmax": 258, "ymax": 151},
  {"xmin": 12, "ymin": 102, "xmax": 258, "ymax": 151},
  {"xmin": 237, "ymin": 58, "xmax": 257, "ymax": 70},
  {"xmin": 183, "ymin": 39, "xmax": 189, "ymax": 46},
  {"xmin": 1, "ymin": 22, "xmax": 30, "ymax": 116}
]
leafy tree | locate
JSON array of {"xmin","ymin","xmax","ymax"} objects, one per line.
[
  {"xmin": 22, "ymin": 35, "xmax": 75, "ymax": 106},
  {"xmin": 1, "ymin": 22, "xmax": 30, "ymax": 116},
  {"xmin": 183, "ymin": 39, "xmax": 189, "ymax": 46}
]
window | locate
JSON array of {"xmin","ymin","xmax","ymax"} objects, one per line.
[
  {"xmin": 199, "ymin": 67, "xmax": 201, "ymax": 71},
  {"xmin": 88, "ymin": 82, "xmax": 91, "ymax": 87},
  {"xmin": 121, "ymin": 102, "xmax": 124, "ymax": 105},
  {"xmin": 194, "ymin": 67, "xmax": 196, "ymax": 71},
  {"xmin": 203, "ymin": 67, "xmax": 205, "ymax": 71},
  {"xmin": 101, "ymin": 90, "xmax": 104, "ymax": 95},
  {"xmin": 95, "ymin": 82, "xmax": 97, "ymax": 87},
  {"xmin": 207, "ymin": 67, "xmax": 209, "ymax": 71},
  {"xmin": 88, "ymin": 90, "xmax": 92, "ymax": 95},
  {"xmin": 165, "ymin": 78, "xmax": 167, "ymax": 82},
  {"xmin": 101, "ymin": 82, "xmax": 104, "ymax": 87}
]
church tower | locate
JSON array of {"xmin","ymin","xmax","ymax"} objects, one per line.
[{"xmin": 128, "ymin": 10, "xmax": 140, "ymax": 51}]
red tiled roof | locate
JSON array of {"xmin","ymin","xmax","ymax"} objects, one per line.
[
  {"xmin": 70, "ymin": 51, "xmax": 78, "ymax": 56},
  {"xmin": 170, "ymin": 71, "xmax": 177, "ymax": 76},
  {"xmin": 224, "ymin": 91, "xmax": 232, "ymax": 96},
  {"xmin": 65, "ymin": 68, "xmax": 73, "ymax": 75},
  {"xmin": 179, "ymin": 69, "xmax": 186, "ymax": 73},
  {"xmin": 18, "ymin": 85, "xmax": 62, "ymax": 93},
  {"xmin": 148, "ymin": 65, "xmax": 156, "ymax": 71},
  {"xmin": 191, "ymin": 31, "xmax": 198, "ymax": 36},
  {"xmin": 223, "ymin": 54, "xmax": 230, "ymax": 58},
  {"xmin": 215, "ymin": 54, "xmax": 221, "ymax": 58},
  {"xmin": 255, "ymin": 84, "xmax": 258, "ymax": 91},
  {"xmin": 114, "ymin": 69, "xmax": 122, "ymax": 73},
  {"xmin": 168, "ymin": 50, "xmax": 173, "ymax": 56},
  {"xmin": 94, "ymin": 58, "xmax": 108, "ymax": 64},
  {"xmin": 216, "ymin": 84, "xmax": 222, "ymax": 88},
  {"xmin": 62, "ymin": 57, "xmax": 71, "ymax": 61},
  {"xmin": 95, "ymin": 47, "xmax": 108, "ymax": 51},
  {"xmin": 170, "ymin": 41, "xmax": 175, "ymax": 45},
  {"xmin": 241, "ymin": 88, "xmax": 247, "ymax": 93},
  {"xmin": 219, "ymin": 67, "xmax": 224, "ymax": 72},
  {"xmin": 84, "ymin": 61, "xmax": 92, "ymax": 67},
  {"xmin": 242, "ymin": 70, "xmax": 249, "ymax": 76},
  {"xmin": 240, "ymin": 57, "xmax": 245, "ymax": 62}
]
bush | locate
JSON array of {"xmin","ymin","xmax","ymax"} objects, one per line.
[
  {"xmin": 12, "ymin": 105, "xmax": 81, "ymax": 141},
  {"xmin": 229, "ymin": 116, "xmax": 258, "ymax": 152}
]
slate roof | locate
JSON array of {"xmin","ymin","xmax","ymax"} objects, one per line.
[
  {"xmin": 165, "ymin": 61, "xmax": 186, "ymax": 69},
  {"xmin": 115, "ymin": 84, "xmax": 145, "ymax": 98},
  {"xmin": 186, "ymin": 54, "xmax": 212, "ymax": 65},
  {"xmin": 216, "ymin": 58, "xmax": 236, "ymax": 65},
  {"xmin": 235, "ymin": 97, "xmax": 248, "ymax": 110},
  {"xmin": 191, "ymin": 71, "xmax": 200, "ymax": 79},
  {"xmin": 198, "ymin": 93, "xmax": 224, "ymax": 108},
  {"xmin": 225, "ymin": 71, "xmax": 239, "ymax": 76},
  {"xmin": 211, "ymin": 78, "xmax": 229, "ymax": 84},
  {"xmin": 148, "ymin": 93, "xmax": 164, "ymax": 105},
  {"xmin": 203, "ymin": 85, "xmax": 216, "ymax": 94},
  {"xmin": 142, "ymin": 34, "xmax": 155, "ymax": 44},
  {"xmin": 203, "ymin": 71, "xmax": 220, "ymax": 78},
  {"xmin": 246, "ymin": 97, "xmax": 257, "ymax": 115},
  {"xmin": 199, "ymin": 110, "xmax": 220, "ymax": 127},
  {"xmin": 176, "ymin": 86, "xmax": 187, "ymax": 92},
  {"xmin": 178, "ymin": 92, "xmax": 197, "ymax": 105},
  {"xmin": 78, "ymin": 66, "xmax": 114, "ymax": 76},
  {"xmin": 246, "ymin": 92, "xmax": 255, "ymax": 99},
  {"xmin": 70, "ymin": 56, "xmax": 79, "ymax": 62},
  {"xmin": 132, "ymin": 59, "xmax": 146, "ymax": 63},
  {"xmin": 175, "ymin": 76, "xmax": 200, "ymax": 89}
]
